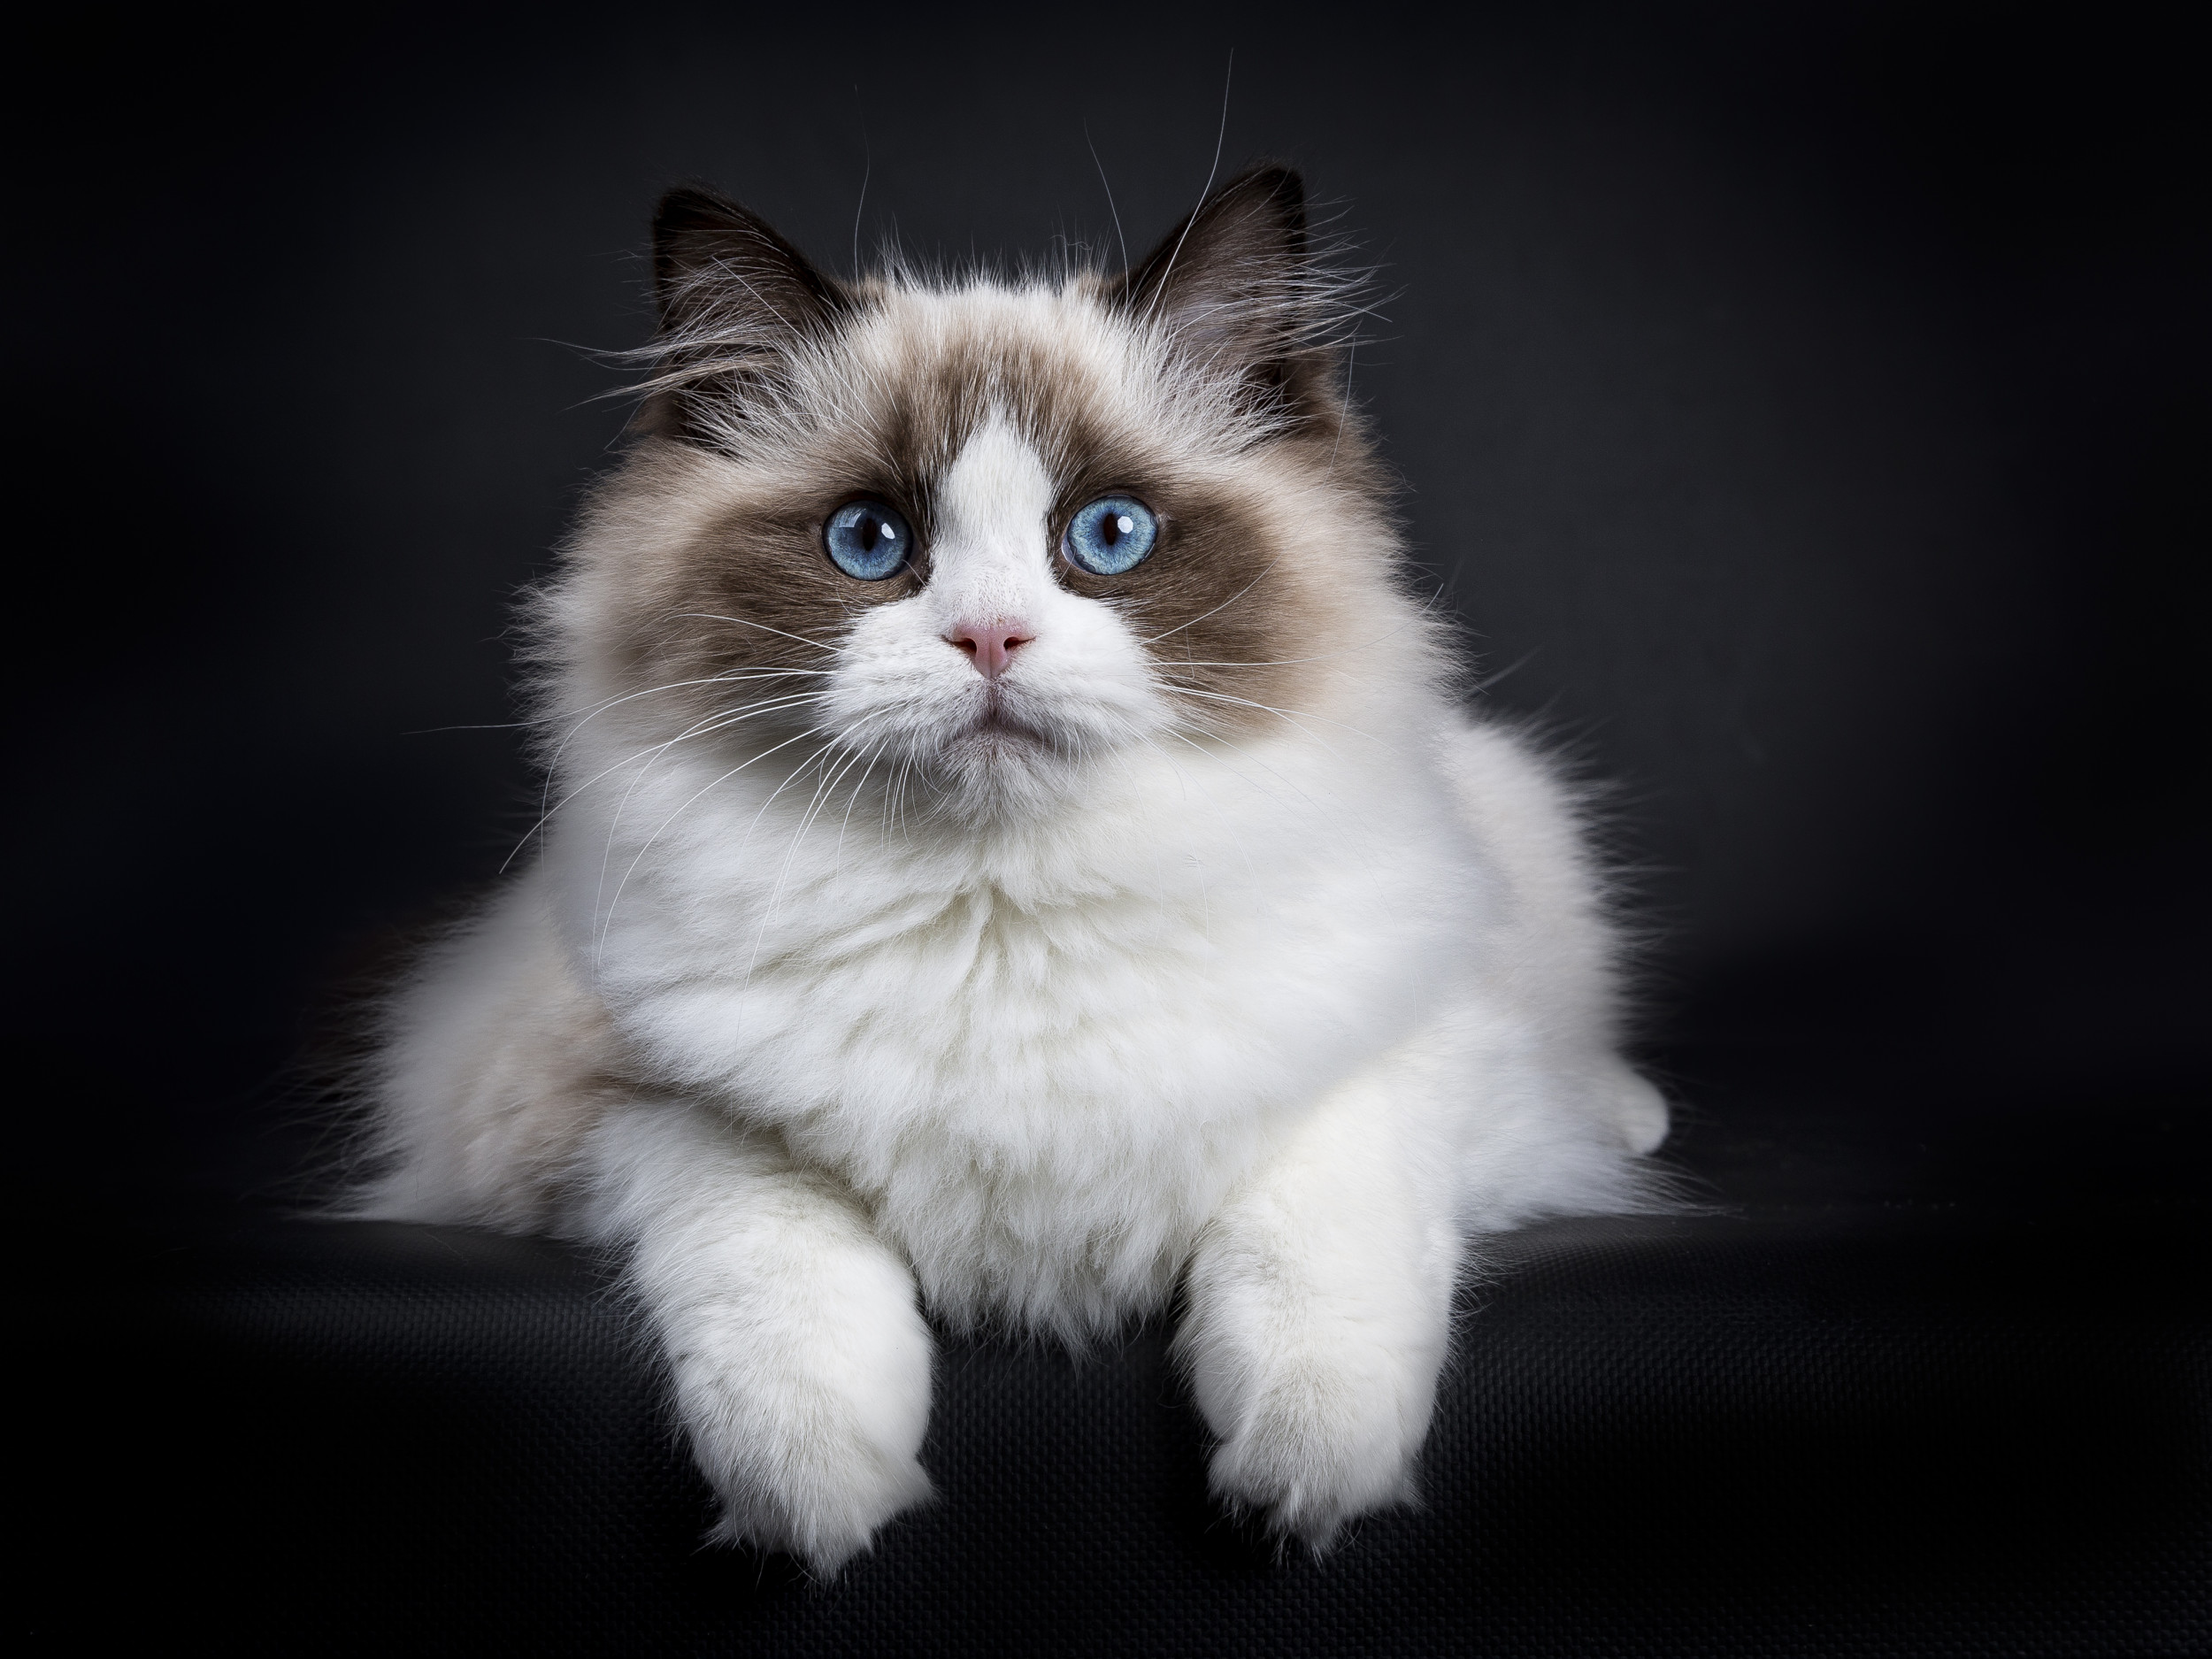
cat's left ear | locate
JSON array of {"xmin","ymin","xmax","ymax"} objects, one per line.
[
  {"xmin": 638, "ymin": 183, "xmax": 850, "ymax": 441},
  {"xmin": 1111, "ymin": 164, "xmax": 1341, "ymax": 425}
]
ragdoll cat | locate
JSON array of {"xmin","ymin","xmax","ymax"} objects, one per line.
[{"xmin": 357, "ymin": 164, "xmax": 1668, "ymax": 1572}]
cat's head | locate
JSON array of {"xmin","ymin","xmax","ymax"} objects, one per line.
[{"xmin": 552, "ymin": 165, "xmax": 1425, "ymax": 826}]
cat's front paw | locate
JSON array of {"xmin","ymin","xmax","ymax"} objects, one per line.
[
  {"xmin": 665, "ymin": 1246, "xmax": 935, "ymax": 1574},
  {"xmin": 1193, "ymin": 1326, "xmax": 1432, "ymax": 1550},
  {"xmin": 688, "ymin": 1388, "xmax": 932, "ymax": 1575}
]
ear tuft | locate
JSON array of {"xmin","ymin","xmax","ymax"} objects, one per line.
[{"xmin": 641, "ymin": 184, "xmax": 848, "ymax": 440}]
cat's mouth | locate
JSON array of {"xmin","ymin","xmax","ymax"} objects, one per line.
[
  {"xmin": 956, "ymin": 692, "xmax": 1049, "ymax": 751},
  {"xmin": 965, "ymin": 707, "xmax": 1041, "ymax": 742}
]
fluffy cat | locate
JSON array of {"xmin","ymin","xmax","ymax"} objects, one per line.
[{"xmin": 355, "ymin": 164, "xmax": 1669, "ymax": 1572}]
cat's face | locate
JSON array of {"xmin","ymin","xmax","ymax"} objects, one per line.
[{"xmin": 561, "ymin": 168, "xmax": 1403, "ymax": 823}]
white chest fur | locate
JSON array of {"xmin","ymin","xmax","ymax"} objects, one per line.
[{"xmin": 559, "ymin": 713, "xmax": 1493, "ymax": 1333}]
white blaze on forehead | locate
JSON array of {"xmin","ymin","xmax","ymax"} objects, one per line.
[{"xmin": 929, "ymin": 413, "xmax": 1056, "ymax": 619}]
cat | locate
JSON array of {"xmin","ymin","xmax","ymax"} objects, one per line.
[{"xmin": 354, "ymin": 163, "xmax": 1670, "ymax": 1573}]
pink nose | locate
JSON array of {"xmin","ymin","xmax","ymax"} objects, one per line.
[{"xmin": 946, "ymin": 620, "xmax": 1033, "ymax": 680}]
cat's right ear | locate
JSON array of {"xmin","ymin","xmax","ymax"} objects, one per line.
[{"xmin": 639, "ymin": 184, "xmax": 849, "ymax": 441}]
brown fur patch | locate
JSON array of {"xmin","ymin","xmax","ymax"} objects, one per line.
[{"xmin": 588, "ymin": 167, "xmax": 1401, "ymax": 754}]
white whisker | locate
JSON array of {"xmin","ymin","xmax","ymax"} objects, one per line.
[
  {"xmin": 529, "ymin": 668, "xmax": 840, "ymax": 855},
  {"xmin": 506, "ymin": 690, "xmax": 832, "ymax": 872},
  {"xmin": 674, "ymin": 611, "xmax": 844, "ymax": 654},
  {"xmin": 586, "ymin": 693, "xmax": 832, "ymax": 933},
  {"xmin": 729, "ymin": 722, "xmax": 876, "ymax": 1010},
  {"xmin": 1172, "ymin": 718, "xmax": 1321, "ymax": 806},
  {"xmin": 594, "ymin": 725, "xmax": 828, "ymax": 962},
  {"xmin": 833, "ymin": 744, "xmax": 887, "ymax": 871},
  {"xmin": 1140, "ymin": 555, "xmax": 1286, "ymax": 648},
  {"xmin": 1140, "ymin": 50, "xmax": 1234, "ymax": 330},
  {"xmin": 1161, "ymin": 684, "xmax": 1377, "ymax": 752}
]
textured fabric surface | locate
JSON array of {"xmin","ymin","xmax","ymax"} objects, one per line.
[{"xmin": 55, "ymin": 1194, "xmax": 2208, "ymax": 1655}]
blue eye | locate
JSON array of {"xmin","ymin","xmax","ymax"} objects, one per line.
[
  {"xmin": 825, "ymin": 499, "xmax": 913, "ymax": 580},
  {"xmin": 1064, "ymin": 495, "xmax": 1157, "ymax": 576}
]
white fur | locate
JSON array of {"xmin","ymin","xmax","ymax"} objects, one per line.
[
  {"xmin": 359, "ymin": 276, "xmax": 1666, "ymax": 1570},
  {"xmin": 580, "ymin": 1105, "xmax": 934, "ymax": 1571}
]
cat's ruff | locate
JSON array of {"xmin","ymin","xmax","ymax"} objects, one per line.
[{"xmin": 357, "ymin": 165, "xmax": 1667, "ymax": 1572}]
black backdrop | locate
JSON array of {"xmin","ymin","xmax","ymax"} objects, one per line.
[
  {"xmin": 15, "ymin": 4, "xmax": 2210, "ymax": 1653},
  {"xmin": 15, "ymin": 4, "xmax": 2202, "ymax": 1235}
]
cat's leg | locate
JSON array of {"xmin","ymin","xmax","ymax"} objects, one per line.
[
  {"xmin": 575, "ymin": 1101, "xmax": 934, "ymax": 1574},
  {"xmin": 1176, "ymin": 1056, "xmax": 1464, "ymax": 1549}
]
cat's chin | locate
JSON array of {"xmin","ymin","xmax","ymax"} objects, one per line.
[{"xmin": 922, "ymin": 718, "xmax": 1090, "ymax": 822}]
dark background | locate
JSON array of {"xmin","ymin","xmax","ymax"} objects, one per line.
[
  {"xmin": 13, "ymin": 2, "xmax": 2203, "ymax": 1204},
  {"xmin": 16, "ymin": 5, "xmax": 2209, "ymax": 1653}
]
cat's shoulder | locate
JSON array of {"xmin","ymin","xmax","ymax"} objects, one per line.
[{"xmin": 1431, "ymin": 710, "xmax": 1593, "ymax": 865}]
